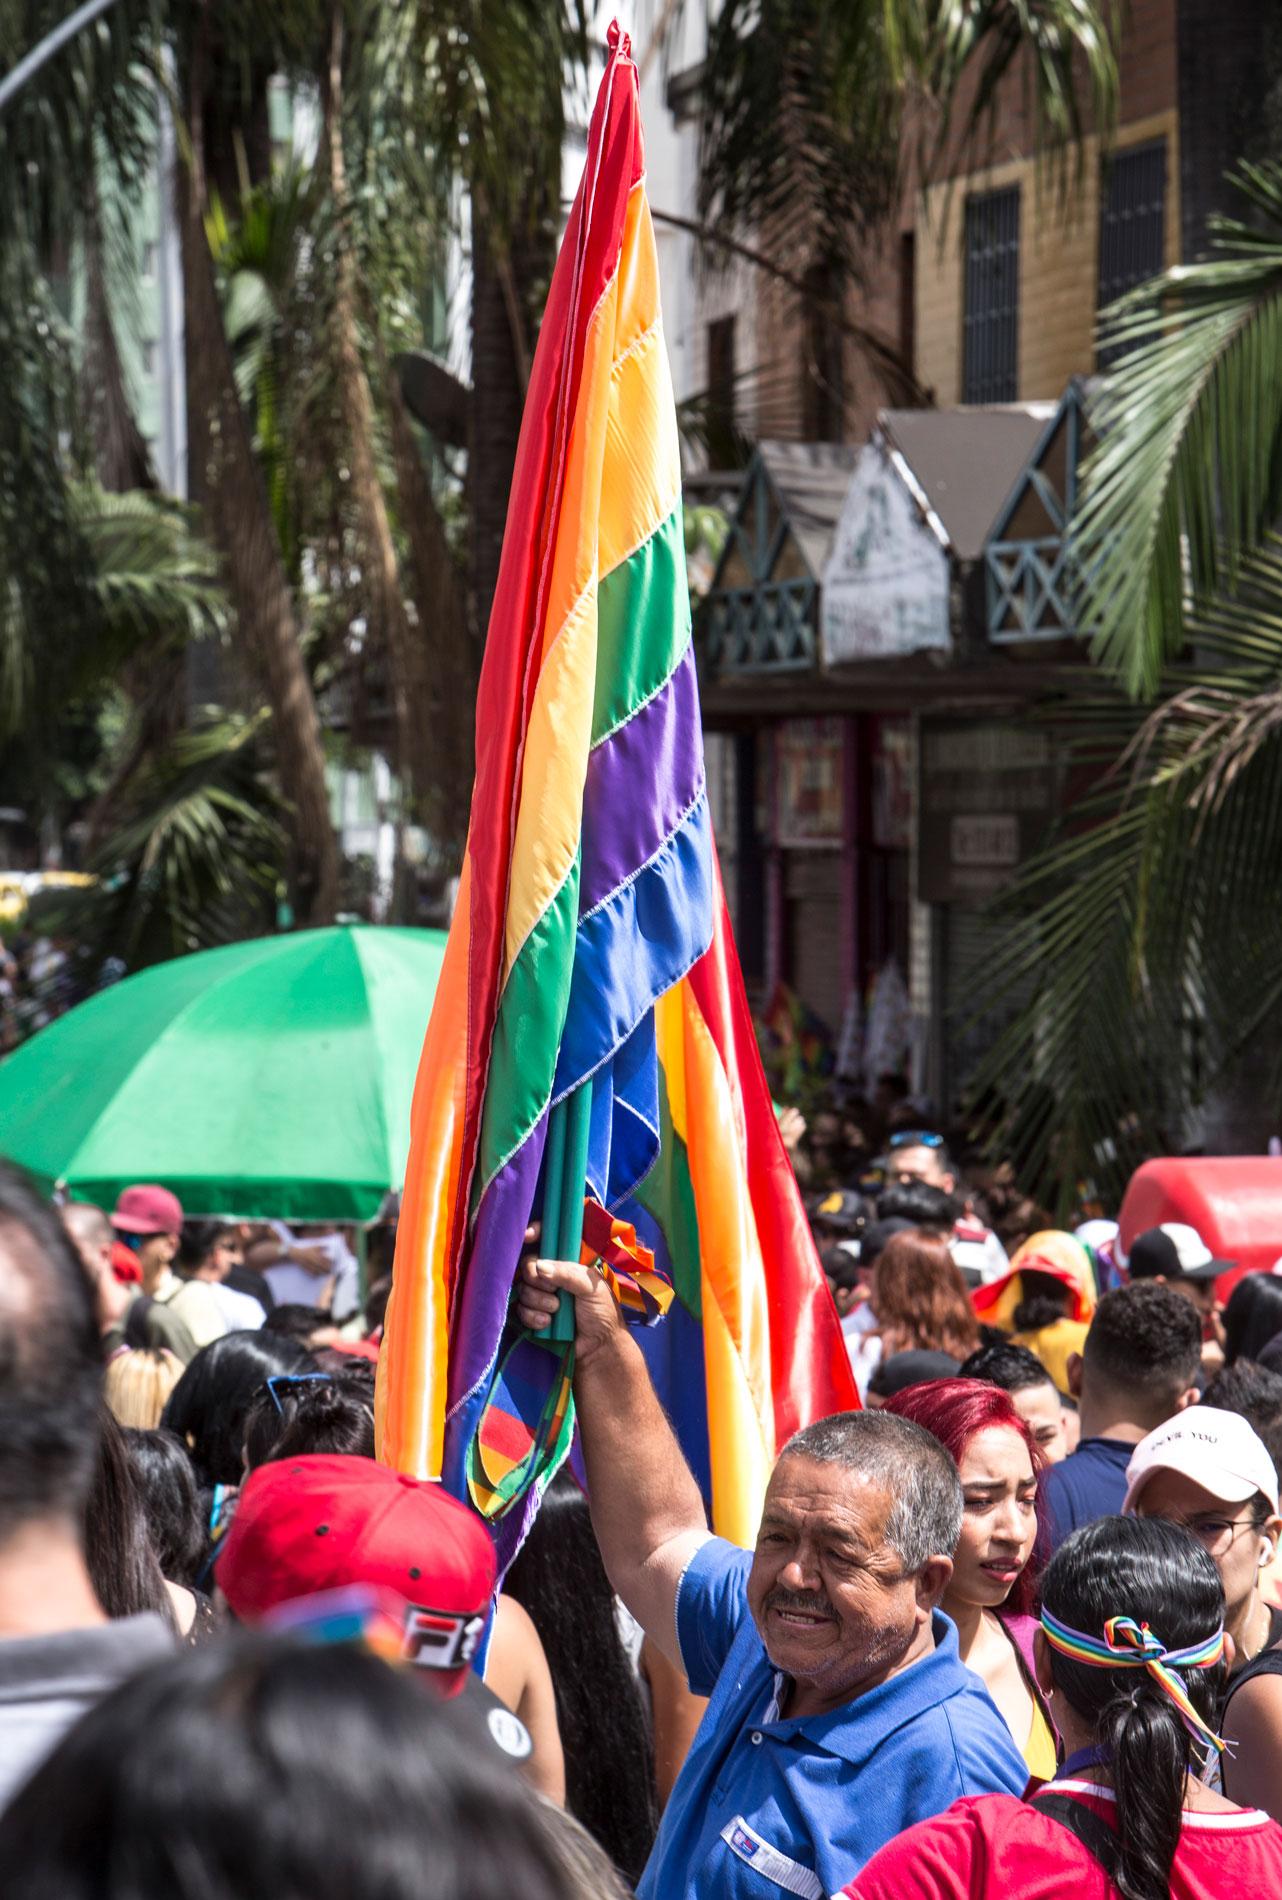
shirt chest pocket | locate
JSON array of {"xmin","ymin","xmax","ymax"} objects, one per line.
[{"xmin": 718, "ymin": 1816, "xmax": 825, "ymax": 1899}]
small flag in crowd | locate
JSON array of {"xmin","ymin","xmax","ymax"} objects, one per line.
[{"xmin": 375, "ymin": 25, "xmax": 855, "ymax": 1568}]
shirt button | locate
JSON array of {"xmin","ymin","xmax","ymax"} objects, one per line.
[{"xmin": 750, "ymin": 1731, "xmax": 764, "ymax": 1745}]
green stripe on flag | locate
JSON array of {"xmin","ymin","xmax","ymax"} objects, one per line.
[
  {"xmin": 593, "ymin": 504, "xmax": 691, "ymax": 746},
  {"xmin": 479, "ymin": 863, "xmax": 580, "ymax": 1195}
]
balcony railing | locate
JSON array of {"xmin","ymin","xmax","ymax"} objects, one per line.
[{"xmin": 703, "ymin": 577, "xmax": 817, "ymax": 673}]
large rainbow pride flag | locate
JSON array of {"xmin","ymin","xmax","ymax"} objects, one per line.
[{"xmin": 376, "ymin": 27, "xmax": 855, "ymax": 1565}]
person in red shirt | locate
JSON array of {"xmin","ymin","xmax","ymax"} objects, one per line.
[{"xmin": 843, "ymin": 1513, "xmax": 1282, "ymax": 1900}]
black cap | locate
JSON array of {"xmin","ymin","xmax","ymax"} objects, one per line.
[
  {"xmin": 868, "ymin": 1350, "xmax": 960, "ymax": 1399},
  {"xmin": 859, "ymin": 1216, "xmax": 915, "ymax": 1271},
  {"xmin": 452, "ymin": 1673, "xmax": 534, "ymax": 1766},
  {"xmin": 810, "ymin": 1189, "xmax": 867, "ymax": 1237},
  {"xmin": 1128, "ymin": 1225, "xmax": 1228, "ymax": 1283}
]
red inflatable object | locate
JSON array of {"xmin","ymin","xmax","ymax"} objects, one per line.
[{"xmin": 1118, "ymin": 1158, "xmax": 1282, "ymax": 1297}]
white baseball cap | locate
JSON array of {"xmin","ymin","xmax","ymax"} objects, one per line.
[{"xmin": 1123, "ymin": 1406, "xmax": 1279, "ymax": 1515}]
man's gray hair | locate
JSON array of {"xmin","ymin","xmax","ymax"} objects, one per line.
[{"xmin": 781, "ymin": 1410, "xmax": 962, "ymax": 1572}]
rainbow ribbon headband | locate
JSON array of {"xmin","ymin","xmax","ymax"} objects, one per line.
[{"xmin": 1041, "ymin": 1610, "xmax": 1228, "ymax": 1756}]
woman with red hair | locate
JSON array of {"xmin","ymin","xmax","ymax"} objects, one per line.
[{"xmin": 887, "ymin": 1378, "xmax": 1057, "ymax": 1778}]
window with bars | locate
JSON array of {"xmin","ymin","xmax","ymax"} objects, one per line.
[
  {"xmin": 1097, "ymin": 139, "xmax": 1167, "ymax": 364},
  {"xmin": 962, "ymin": 186, "xmax": 1020, "ymax": 404}
]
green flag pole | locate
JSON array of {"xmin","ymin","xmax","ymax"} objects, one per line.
[
  {"xmin": 541, "ymin": 1094, "xmax": 569, "ymax": 1263},
  {"xmin": 546, "ymin": 1079, "xmax": 592, "ymax": 1343}
]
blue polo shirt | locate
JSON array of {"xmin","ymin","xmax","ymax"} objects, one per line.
[
  {"xmin": 1042, "ymin": 1437, "xmax": 1134, "ymax": 1549},
  {"xmin": 637, "ymin": 1537, "xmax": 1027, "ymax": 1900}
]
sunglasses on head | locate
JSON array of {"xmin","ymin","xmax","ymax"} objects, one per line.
[
  {"xmin": 265, "ymin": 1372, "xmax": 331, "ymax": 1415},
  {"xmin": 887, "ymin": 1131, "xmax": 944, "ymax": 1150}
]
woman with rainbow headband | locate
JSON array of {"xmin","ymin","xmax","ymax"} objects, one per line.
[{"xmin": 842, "ymin": 1515, "xmax": 1282, "ymax": 1900}]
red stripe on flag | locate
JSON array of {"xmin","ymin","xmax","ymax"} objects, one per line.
[{"xmin": 685, "ymin": 858, "xmax": 859, "ymax": 1439}]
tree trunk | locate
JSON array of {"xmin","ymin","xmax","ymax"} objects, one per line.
[
  {"xmin": 320, "ymin": 0, "xmax": 422, "ymax": 915},
  {"xmin": 81, "ymin": 182, "xmax": 155, "ymax": 494},
  {"xmin": 467, "ymin": 131, "xmax": 558, "ymax": 640},
  {"xmin": 467, "ymin": 210, "xmax": 522, "ymax": 644},
  {"xmin": 377, "ymin": 324, "xmax": 475, "ymax": 859},
  {"xmin": 181, "ymin": 9, "xmax": 339, "ymax": 926}
]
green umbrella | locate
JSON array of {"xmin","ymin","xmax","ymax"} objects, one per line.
[{"xmin": 0, "ymin": 925, "xmax": 445, "ymax": 1221}]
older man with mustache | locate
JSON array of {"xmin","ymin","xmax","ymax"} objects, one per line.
[{"xmin": 517, "ymin": 1258, "xmax": 1026, "ymax": 1900}]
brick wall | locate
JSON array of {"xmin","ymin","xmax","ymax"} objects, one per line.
[
  {"xmin": 915, "ymin": 110, "xmax": 1181, "ymax": 405},
  {"xmin": 737, "ymin": 0, "xmax": 1190, "ymax": 438}
]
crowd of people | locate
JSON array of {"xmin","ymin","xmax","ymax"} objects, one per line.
[
  {"xmin": 5, "ymin": 1122, "xmax": 1282, "ymax": 1897},
  {"xmin": 0, "ymin": 927, "xmax": 117, "ymax": 1055}
]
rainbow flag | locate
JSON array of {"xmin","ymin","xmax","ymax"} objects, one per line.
[{"xmin": 376, "ymin": 27, "xmax": 856, "ymax": 1564}]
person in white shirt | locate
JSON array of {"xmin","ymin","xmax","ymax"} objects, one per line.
[
  {"xmin": 176, "ymin": 1222, "xmax": 265, "ymax": 1334},
  {"xmin": 265, "ymin": 1223, "xmax": 360, "ymax": 1322}
]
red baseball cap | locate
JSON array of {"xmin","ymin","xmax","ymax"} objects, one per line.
[
  {"xmin": 112, "ymin": 1184, "xmax": 184, "ymax": 1236},
  {"xmin": 217, "ymin": 1455, "xmax": 498, "ymax": 1695}
]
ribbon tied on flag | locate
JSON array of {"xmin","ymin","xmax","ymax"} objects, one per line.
[{"xmin": 580, "ymin": 1199, "xmax": 674, "ymax": 1325}]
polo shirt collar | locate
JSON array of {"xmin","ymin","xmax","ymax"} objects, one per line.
[{"xmin": 761, "ymin": 1611, "xmax": 966, "ymax": 1767}]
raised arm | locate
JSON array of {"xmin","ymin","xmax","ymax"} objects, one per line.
[{"xmin": 515, "ymin": 1258, "xmax": 708, "ymax": 1662}]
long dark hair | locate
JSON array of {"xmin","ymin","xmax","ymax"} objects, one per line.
[
  {"xmin": 0, "ymin": 1634, "xmax": 600, "ymax": 1900},
  {"xmin": 122, "ymin": 1428, "xmax": 205, "ymax": 1588},
  {"xmin": 160, "ymin": 1331, "xmax": 314, "ymax": 1488},
  {"xmin": 83, "ymin": 1408, "xmax": 176, "ymax": 1629},
  {"xmin": 241, "ymin": 1373, "xmax": 376, "ymax": 1470},
  {"xmin": 503, "ymin": 1470, "xmax": 658, "ymax": 1882},
  {"xmin": 1042, "ymin": 1515, "xmax": 1228, "ymax": 1900},
  {"xmin": 1222, "ymin": 1271, "xmax": 1282, "ymax": 1367}
]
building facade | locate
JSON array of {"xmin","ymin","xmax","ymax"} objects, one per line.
[{"xmin": 652, "ymin": 0, "xmax": 1278, "ymax": 1110}]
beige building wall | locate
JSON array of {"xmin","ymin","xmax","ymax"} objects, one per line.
[{"xmin": 915, "ymin": 110, "xmax": 1181, "ymax": 406}]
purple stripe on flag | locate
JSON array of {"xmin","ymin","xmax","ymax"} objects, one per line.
[
  {"xmin": 446, "ymin": 1111, "xmax": 548, "ymax": 1412},
  {"xmin": 579, "ymin": 643, "xmax": 703, "ymax": 916}
]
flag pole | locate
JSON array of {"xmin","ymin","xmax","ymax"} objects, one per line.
[{"xmin": 546, "ymin": 1080, "xmax": 593, "ymax": 1342}]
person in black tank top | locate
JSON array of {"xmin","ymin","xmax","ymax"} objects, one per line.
[{"xmin": 1222, "ymin": 1609, "xmax": 1282, "ymax": 1820}]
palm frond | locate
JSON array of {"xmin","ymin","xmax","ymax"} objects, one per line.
[
  {"xmin": 77, "ymin": 484, "xmax": 226, "ymax": 647},
  {"xmin": 699, "ymin": 0, "xmax": 898, "ymax": 288},
  {"xmin": 969, "ymin": 535, "xmax": 1282, "ymax": 1213},
  {"xmin": 63, "ymin": 710, "xmax": 286, "ymax": 969},
  {"xmin": 894, "ymin": 0, "xmax": 1120, "ymax": 184},
  {"xmin": 0, "ymin": 0, "xmax": 157, "ymax": 252},
  {"xmin": 1076, "ymin": 161, "xmax": 1282, "ymax": 696}
]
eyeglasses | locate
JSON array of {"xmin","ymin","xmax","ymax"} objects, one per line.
[
  {"xmin": 265, "ymin": 1372, "xmax": 331, "ymax": 1415},
  {"xmin": 887, "ymin": 1131, "xmax": 945, "ymax": 1150},
  {"xmin": 1165, "ymin": 1514, "xmax": 1257, "ymax": 1556}
]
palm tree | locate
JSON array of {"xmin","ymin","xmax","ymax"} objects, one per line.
[
  {"xmin": 66, "ymin": 709, "xmax": 287, "ymax": 969},
  {"xmin": 0, "ymin": 472, "xmax": 227, "ymax": 848},
  {"xmin": 970, "ymin": 162, "xmax": 1282, "ymax": 1212},
  {"xmin": 179, "ymin": 2, "xmax": 342, "ymax": 926},
  {"xmin": 4, "ymin": 0, "xmax": 1122, "ymax": 958}
]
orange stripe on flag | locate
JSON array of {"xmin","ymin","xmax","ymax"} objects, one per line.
[{"xmin": 375, "ymin": 856, "xmax": 472, "ymax": 1477}]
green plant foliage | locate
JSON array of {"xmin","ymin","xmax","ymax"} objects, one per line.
[
  {"xmin": 970, "ymin": 544, "xmax": 1282, "ymax": 1214},
  {"xmin": 50, "ymin": 710, "xmax": 286, "ymax": 968},
  {"xmin": 890, "ymin": 0, "xmax": 1121, "ymax": 178},
  {"xmin": 1077, "ymin": 162, "xmax": 1282, "ymax": 696}
]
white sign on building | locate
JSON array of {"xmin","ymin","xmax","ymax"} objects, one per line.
[{"xmin": 820, "ymin": 442, "xmax": 950, "ymax": 664}]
